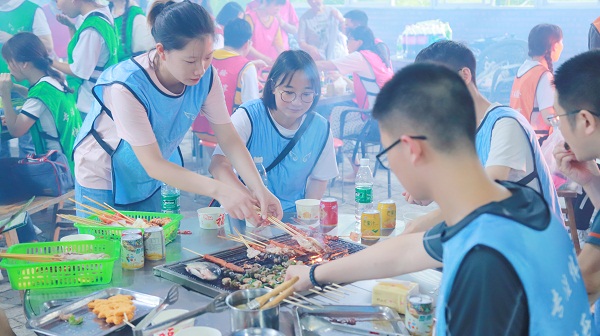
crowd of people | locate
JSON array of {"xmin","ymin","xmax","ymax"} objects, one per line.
[{"xmin": 1, "ymin": 0, "xmax": 600, "ymax": 333}]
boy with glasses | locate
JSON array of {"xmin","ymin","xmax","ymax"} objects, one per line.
[
  {"xmin": 286, "ymin": 62, "xmax": 592, "ymax": 335},
  {"xmin": 552, "ymin": 50, "xmax": 600, "ymax": 329},
  {"xmin": 402, "ymin": 40, "xmax": 562, "ymax": 234},
  {"xmin": 210, "ymin": 50, "xmax": 338, "ymax": 213}
]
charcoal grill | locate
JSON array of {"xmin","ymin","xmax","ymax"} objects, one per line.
[{"xmin": 153, "ymin": 233, "xmax": 366, "ymax": 298}]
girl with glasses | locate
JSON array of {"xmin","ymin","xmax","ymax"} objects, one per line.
[{"xmin": 210, "ymin": 50, "xmax": 338, "ymax": 213}]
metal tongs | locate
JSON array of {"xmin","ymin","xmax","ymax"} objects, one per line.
[{"xmin": 133, "ymin": 285, "xmax": 228, "ymax": 336}]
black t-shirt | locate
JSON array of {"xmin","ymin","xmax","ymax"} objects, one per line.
[{"xmin": 424, "ymin": 181, "xmax": 550, "ymax": 335}]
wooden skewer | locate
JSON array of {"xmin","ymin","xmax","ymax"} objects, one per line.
[
  {"xmin": 339, "ymin": 235, "xmax": 388, "ymax": 240},
  {"xmin": 75, "ymin": 208, "xmax": 102, "ymax": 217},
  {"xmin": 57, "ymin": 214, "xmax": 104, "ymax": 226},
  {"xmin": 282, "ymin": 298, "xmax": 314, "ymax": 311},
  {"xmin": 330, "ymin": 283, "xmax": 356, "ymax": 294},
  {"xmin": 123, "ymin": 312, "xmax": 136, "ymax": 329},
  {"xmin": 317, "ymin": 287, "xmax": 345, "ymax": 298},
  {"xmin": 309, "ymin": 288, "xmax": 340, "ymax": 302},
  {"xmin": 239, "ymin": 234, "xmax": 267, "ymax": 247},
  {"xmin": 292, "ymin": 292, "xmax": 325, "ymax": 308},
  {"xmin": 248, "ymin": 231, "xmax": 270, "ymax": 242},
  {"xmin": 102, "ymin": 202, "xmax": 135, "ymax": 224},
  {"xmin": 69, "ymin": 198, "xmax": 106, "ymax": 216},
  {"xmin": 232, "ymin": 227, "xmax": 251, "ymax": 249},
  {"xmin": 318, "ymin": 285, "xmax": 349, "ymax": 296},
  {"xmin": 182, "ymin": 247, "xmax": 204, "ymax": 257},
  {"xmin": 0, "ymin": 253, "xmax": 58, "ymax": 262}
]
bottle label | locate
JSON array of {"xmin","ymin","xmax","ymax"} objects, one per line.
[
  {"xmin": 355, "ymin": 186, "xmax": 373, "ymax": 204},
  {"xmin": 161, "ymin": 194, "xmax": 180, "ymax": 212}
]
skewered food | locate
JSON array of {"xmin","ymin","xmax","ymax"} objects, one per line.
[
  {"xmin": 204, "ymin": 254, "xmax": 245, "ymax": 273},
  {"xmin": 185, "ymin": 262, "xmax": 221, "ymax": 281}
]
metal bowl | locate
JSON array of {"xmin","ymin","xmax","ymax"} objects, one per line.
[
  {"xmin": 230, "ymin": 328, "xmax": 285, "ymax": 336},
  {"xmin": 226, "ymin": 288, "xmax": 279, "ymax": 331}
]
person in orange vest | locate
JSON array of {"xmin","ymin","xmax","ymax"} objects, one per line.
[
  {"xmin": 589, "ymin": 16, "xmax": 600, "ymax": 50},
  {"xmin": 192, "ymin": 18, "xmax": 261, "ymax": 142},
  {"xmin": 510, "ymin": 23, "xmax": 563, "ymax": 145}
]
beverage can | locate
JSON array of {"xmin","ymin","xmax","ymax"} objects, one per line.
[
  {"xmin": 378, "ymin": 200, "xmax": 397, "ymax": 229},
  {"xmin": 360, "ymin": 210, "xmax": 381, "ymax": 240},
  {"xmin": 121, "ymin": 229, "xmax": 142, "ymax": 237},
  {"xmin": 143, "ymin": 227, "xmax": 166, "ymax": 261},
  {"xmin": 405, "ymin": 294, "xmax": 434, "ymax": 335},
  {"xmin": 121, "ymin": 234, "xmax": 144, "ymax": 269},
  {"xmin": 320, "ymin": 198, "xmax": 338, "ymax": 226}
]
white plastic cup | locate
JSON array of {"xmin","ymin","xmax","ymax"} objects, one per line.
[
  {"xmin": 152, "ymin": 309, "xmax": 195, "ymax": 336},
  {"xmin": 59, "ymin": 234, "xmax": 95, "ymax": 242},
  {"xmin": 197, "ymin": 207, "xmax": 227, "ymax": 230},
  {"xmin": 295, "ymin": 199, "xmax": 320, "ymax": 224},
  {"xmin": 174, "ymin": 326, "xmax": 222, "ymax": 336}
]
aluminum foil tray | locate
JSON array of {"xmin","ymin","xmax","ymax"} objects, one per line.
[
  {"xmin": 293, "ymin": 305, "xmax": 410, "ymax": 335},
  {"xmin": 27, "ymin": 287, "xmax": 162, "ymax": 336}
]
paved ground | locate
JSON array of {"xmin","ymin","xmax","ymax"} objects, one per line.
[{"xmin": 0, "ymin": 130, "xmax": 412, "ymax": 335}]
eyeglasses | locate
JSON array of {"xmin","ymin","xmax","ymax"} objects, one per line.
[
  {"xmin": 376, "ymin": 135, "xmax": 427, "ymax": 170},
  {"xmin": 547, "ymin": 109, "xmax": 600, "ymax": 127},
  {"xmin": 278, "ymin": 89, "xmax": 317, "ymax": 104}
]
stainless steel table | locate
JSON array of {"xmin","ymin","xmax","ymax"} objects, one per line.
[{"xmin": 23, "ymin": 214, "xmax": 441, "ymax": 335}]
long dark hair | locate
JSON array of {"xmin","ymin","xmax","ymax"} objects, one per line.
[
  {"xmin": 109, "ymin": 0, "xmax": 132, "ymax": 53},
  {"xmin": 528, "ymin": 23, "xmax": 563, "ymax": 73},
  {"xmin": 262, "ymin": 50, "xmax": 321, "ymax": 112},
  {"xmin": 1, "ymin": 32, "xmax": 72, "ymax": 93},
  {"xmin": 147, "ymin": 0, "xmax": 214, "ymax": 51},
  {"xmin": 347, "ymin": 26, "xmax": 391, "ymax": 69}
]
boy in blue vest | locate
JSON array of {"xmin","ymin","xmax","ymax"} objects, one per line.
[
  {"xmin": 286, "ymin": 62, "xmax": 592, "ymax": 335},
  {"xmin": 402, "ymin": 40, "xmax": 562, "ymax": 234},
  {"xmin": 552, "ymin": 50, "xmax": 600, "ymax": 331}
]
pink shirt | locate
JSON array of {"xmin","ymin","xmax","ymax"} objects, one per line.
[{"xmin": 74, "ymin": 50, "xmax": 231, "ymax": 189}]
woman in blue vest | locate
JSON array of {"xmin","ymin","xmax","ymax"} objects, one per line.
[
  {"xmin": 210, "ymin": 50, "xmax": 338, "ymax": 213},
  {"xmin": 72, "ymin": 0, "xmax": 281, "ymax": 222}
]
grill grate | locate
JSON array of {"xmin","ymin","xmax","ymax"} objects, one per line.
[{"xmin": 153, "ymin": 233, "xmax": 366, "ymax": 297}]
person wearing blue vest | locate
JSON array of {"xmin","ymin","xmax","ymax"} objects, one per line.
[
  {"xmin": 401, "ymin": 40, "xmax": 562, "ymax": 235},
  {"xmin": 285, "ymin": 62, "xmax": 593, "ymax": 335},
  {"xmin": 72, "ymin": 0, "xmax": 281, "ymax": 222},
  {"xmin": 210, "ymin": 50, "xmax": 338, "ymax": 213},
  {"xmin": 552, "ymin": 50, "xmax": 600, "ymax": 333}
]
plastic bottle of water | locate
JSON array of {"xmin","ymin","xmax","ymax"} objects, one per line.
[
  {"xmin": 161, "ymin": 183, "xmax": 180, "ymax": 214},
  {"xmin": 355, "ymin": 158, "xmax": 374, "ymax": 221},
  {"xmin": 254, "ymin": 157, "xmax": 269, "ymax": 187}
]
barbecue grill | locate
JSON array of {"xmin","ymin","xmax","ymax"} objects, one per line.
[{"xmin": 153, "ymin": 233, "xmax": 366, "ymax": 298}]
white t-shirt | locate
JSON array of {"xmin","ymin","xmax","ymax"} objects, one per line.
[
  {"xmin": 130, "ymin": 14, "xmax": 154, "ymax": 54},
  {"xmin": 213, "ymin": 107, "xmax": 339, "ymax": 182},
  {"xmin": 19, "ymin": 76, "xmax": 63, "ymax": 152},
  {"xmin": 71, "ymin": 6, "xmax": 113, "ymax": 113},
  {"xmin": 484, "ymin": 103, "xmax": 537, "ymax": 192},
  {"xmin": 0, "ymin": 0, "xmax": 51, "ymax": 37},
  {"xmin": 331, "ymin": 51, "xmax": 374, "ymax": 81},
  {"xmin": 516, "ymin": 59, "xmax": 554, "ymax": 111}
]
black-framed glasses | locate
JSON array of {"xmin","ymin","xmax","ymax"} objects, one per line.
[
  {"xmin": 376, "ymin": 135, "xmax": 427, "ymax": 170},
  {"xmin": 547, "ymin": 109, "xmax": 600, "ymax": 127},
  {"xmin": 278, "ymin": 89, "xmax": 318, "ymax": 104}
]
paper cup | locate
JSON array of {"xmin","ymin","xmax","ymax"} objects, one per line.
[
  {"xmin": 152, "ymin": 309, "xmax": 195, "ymax": 336},
  {"xmin": 175, "ymin": 326, "xmax": 221, "ymax": 336},
  {"xmin": 198, "ymin": 208, "xmax": 227, "ymax": 230},
  {"xmin": 295, "ymin": 199, "xmax": 320, "ymax": 224},
  {"xmin": 59, "ymin": 234, "xmax": 95, "ymax": 242}
]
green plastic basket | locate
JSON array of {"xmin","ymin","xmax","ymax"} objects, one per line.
[
  {"xmin": 0, "ymin": 240, "xmax": 119, "ymax": 290},
  {"xmin": 74, "ymin": 211, "xmax": 182, "ymax": 244}
]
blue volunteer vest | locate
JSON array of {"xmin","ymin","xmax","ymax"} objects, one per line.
[
  {"xmin": 436, "ymin": 212, "xmax": 593, "ymax": 335},
  {"xmin": 476, "ymin": 105, "xmax": 562, "ymax": 222},
  {"xmin": 74, "ymin": 58, "xmax": 213, "ymax": 205},
  {"xmin": 242, "ymin": 99, "xmax": 329, "ymax": 212}
]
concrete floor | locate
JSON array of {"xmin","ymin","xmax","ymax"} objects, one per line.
[{"xmin": 0, "ymin": 130, "xmax": 415, "ymax": 335}]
